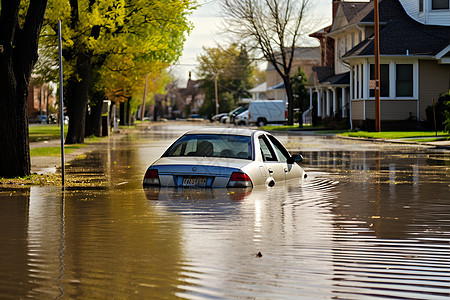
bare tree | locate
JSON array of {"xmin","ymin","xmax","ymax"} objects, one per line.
[{"xmin": 221, "ymin": 0, "xmax": 310, "ymax": 125}]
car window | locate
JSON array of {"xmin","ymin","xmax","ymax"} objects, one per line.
[
  {"xmin": 163, "ymin": 134, "xmax": 251, "ymax": 159},
  {"xmin": 268, "ymin": 135, "xmax": 290, "ymax": 163},
  {"xmin": 258, "ymin": 135, "xmax": 277, "ymax": 161}
]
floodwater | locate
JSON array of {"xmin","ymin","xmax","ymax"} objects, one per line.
[{"xmin": 1, "ymin": 123, "xmax": 449, "ymax": 299}]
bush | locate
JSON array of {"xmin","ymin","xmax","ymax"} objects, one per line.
[{"xmin": 426, "ymin": 90, "xmax": 450, "ymax": 131}]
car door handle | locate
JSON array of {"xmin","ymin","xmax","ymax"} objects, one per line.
[
  {"xmin": 284, "ymin": 168, "xmax": 288, "ymax": 174},
  {"xmin": 268, "ymin": 169, "xmax": 274, "ymax": 175}
]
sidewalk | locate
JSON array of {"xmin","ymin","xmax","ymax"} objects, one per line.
[
  {"xmin": 30, "ymin": 129, "xmax": 132, "ymax": 175},
  {"xmin": 30, "ymin": 139, "xmax": 100, "ymax": 174}
]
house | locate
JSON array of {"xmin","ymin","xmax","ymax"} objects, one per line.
[
  {"xmin": 399, "ymin": 0, "xmax": 450, "ymax": 25},
  {"xmin": 248, "ymin": 82, "xmax": 267, "ymax": 101},
  {"xmin": 27, "ymin": 76, "xmax": 55, "ymax": 122},
  {"xmin": 311, "ymin": 0, "xmax": 450, "ymax": 130},
  {"xmin": 266, "ymin": 47, "xmax": 320, "ymax": 100}
]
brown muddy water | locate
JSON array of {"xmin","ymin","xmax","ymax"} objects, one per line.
[{"xmin": 1, "ymin": 123, "xmax": 449, "ymax": 299}]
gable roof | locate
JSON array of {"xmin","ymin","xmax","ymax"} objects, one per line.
[
  {"xmin": 343, "ymin": 0, "xmax": 450, "ymax": 58},
  {"xmin": 342, "ymin": 2, "xmax": 371, "ymax": 25},
  {"xmin": 331, "ymin": 1, "xmax": 370, "ymax": 31}
]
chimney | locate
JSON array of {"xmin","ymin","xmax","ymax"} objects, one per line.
[{"xmin": 332, "ymin": 0, "xmax": 341, "ymax": 21}]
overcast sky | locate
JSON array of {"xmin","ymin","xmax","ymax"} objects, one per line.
[{"xmin": 169, "ymin": 0, "xmax": 340, "ymax": 86}]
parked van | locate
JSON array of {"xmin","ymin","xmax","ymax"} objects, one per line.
[{"xmin": 248, "ymin": 100, "xmax": 287, "ymax": 126}]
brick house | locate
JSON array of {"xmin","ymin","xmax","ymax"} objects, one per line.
[{"xmin": 27, "ymin": 77, "xmax": 55, "ymax": 121}]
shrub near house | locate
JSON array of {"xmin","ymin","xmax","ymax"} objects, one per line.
[{"xmin": 426, "ymin": 91, "xmax": 450, "ymax": 131}]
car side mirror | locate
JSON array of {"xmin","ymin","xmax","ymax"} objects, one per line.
[{"xmin": 287, "ymin": 154, "xmax": 303, "ymax": 164}]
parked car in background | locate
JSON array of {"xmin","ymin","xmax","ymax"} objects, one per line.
[
  {"xmin": 29, "ymin": 114, "xmax": 47, "ymax": 124},
  {"xmin": 228, "ymin": 106, "xmax": 248, "ymax": 124},
  {"xmin": 187, "ymin": 114, "xmax": 204, "ymax": 122},
  {"xmin": 234, "ymin": 110, "xmax": 249, "ymax": 126},
  {"xmin": 248, "ymin": 100, "xmax": 287, "ymax": 126},
  {"xmin": 211, "ymin": 113, "xmax": 228, "ymax": 123},
  {"xmin": 143, "ymin": 128, "xmax": 306, "ymax": 188}
]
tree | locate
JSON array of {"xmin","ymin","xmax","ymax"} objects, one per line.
[
  {"xmin": 220, "ymin": 0, "xmax": 310, "ymax": 125},
  {"xmin": 42, "ymin": 0, "xmax": 194, "ymax": 143},
  {"xmin": 291, "ymin": 66, "xmax": 308, "ymax": 126},
  {"xmin": 0, "ymin": 0, "xmax": 48, "ymax": 177},
  {"xmin": 196, "ymin": 44, "xmax": 254, "ymax": 116}
]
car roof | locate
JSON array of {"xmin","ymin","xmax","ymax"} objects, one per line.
[{"xmin": 184, "ymin": 127, "xmax": 265, "ymax": 137}]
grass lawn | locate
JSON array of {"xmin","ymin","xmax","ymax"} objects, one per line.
[
  {"xmin": 262, "ymin": 124, "xmax": 321, "ymax": 131},
  {"xmin": 260, "ymin": 125, "xmax": 449, "ymax": 141},
  {"xmin": 29, "ymin": 125, "xmax": 108, "ymax": 143},
  {"xmin": 29, "ymin": 125, "xmax": 108, "ymax": 157},
  {"xmin": 29, "ymin": 125, "xmax": 68, "ymax": 142},
  {"xmin": 341, "ymin": 131, "xmax": 450, "ymax": 141},
  {"xmin": 30, "ymin": 145, "xmax": 86, "ymax": 157}
]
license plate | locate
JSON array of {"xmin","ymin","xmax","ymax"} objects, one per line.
[{"xmin": 182, "ymin": 176, "xmax": 208, "ymax": 187}]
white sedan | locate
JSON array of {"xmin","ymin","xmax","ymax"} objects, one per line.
[{"xmin": 143, "ymin": 128, "xmax": 306, "ymax": 188}]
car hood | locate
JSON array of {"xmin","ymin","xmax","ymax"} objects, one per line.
[{"xmin": 151, "ymin": 157, "xmax": 252, "ymax": 175}]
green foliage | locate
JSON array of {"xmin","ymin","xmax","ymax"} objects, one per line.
[
  {"xmin": 39, "ymin": 0, "xmax": 195, "ymax": 102},
  {"xmin": 439, "ymin": 91, "xmax": 450, "ymax": 133},
  {"xmin": 36, "ymin": 0, "xmax": 195, "ymax": 141},
  {"xmin": 291, "ymin": 66, "xmax": 308, "ymax": 111},
  {"xmin": 425, "ymin": 90, "xmax": 450, "ymax": 131},
  {"xmin": 196, "ymin": 44, "xmax": 255, "ymax": 115}
]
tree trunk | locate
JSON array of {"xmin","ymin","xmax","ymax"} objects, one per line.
[
  {"xmin": 120, "ymin": 102, "xmax": 126, "ymax": 126},
  {"xmin": 0, "ymin": 60, "xmax": 31, "ymax": 177},
  {"xmin": 65, "ymin": 51, "xmax": 92, "ymax": 144},
  {"xmin": 85, "ymin": 92, "xmax": 105, "ymax": 137},
  {"xmin": 283, "ymin": 76, "xmax": 295, "ymax": 126},
  {"xmin": 89, "ymin": 99, "xmax": 104, "ymax": 137},
  {"xmin": 0, "ymin": 0, "xmax": 48, "ymax": 177}
]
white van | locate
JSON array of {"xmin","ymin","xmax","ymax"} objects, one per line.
[{"xmin": 248, "ymin": 100, "xmax": 287, "ymax": 126}]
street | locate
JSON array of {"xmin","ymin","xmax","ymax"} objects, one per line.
[{"xmin": 1, "ymin": 122, "xmax": 449, "ymax": 299}]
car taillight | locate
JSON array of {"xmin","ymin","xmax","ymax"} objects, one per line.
[
  {"xmin": 285, "ymin": 110, "xmax": 288, "ymax": 118},
  {"xmin": 228, "ymin": 171, "xmax": 252, "ymax": 188},
  {"xmin": 143, "ymin": 169, "xmax": 160, "ymax": 186}
]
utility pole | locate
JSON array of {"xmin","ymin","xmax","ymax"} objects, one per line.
[
  {"xmin": 374, "ymin": 0, "xmax": 381, "ymax": 132},
  {"xmin": 214, "ymin": 74, "xmax": 219, "ymax": 115}
]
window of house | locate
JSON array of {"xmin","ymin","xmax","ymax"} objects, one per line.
[
  {"xmin": 432, "ymin": 0, "xmax": 449, "ymax": 9},
  {"xmin": 337, "ymin": 38, "xmax": 341, "ymax": 57},
  {"xmin": 396, "ymin": 64, "xmax": 413, "ymax": 97},
  {"xmin": 419, "ymin": 0, "xmax": 424, "ymax": 12},
  {"xmin": 370, "ymin": 64, "xmax": 390, "ymax": 97}
]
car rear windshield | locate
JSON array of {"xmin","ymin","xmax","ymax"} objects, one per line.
[{"xmin": 162, "ymin": 134, "xmax": 252, "ymax": 160}]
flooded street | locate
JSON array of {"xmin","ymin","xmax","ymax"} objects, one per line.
[{"xmin": 1, "ymin": 123, "xmax": 449, "ymax": 299}]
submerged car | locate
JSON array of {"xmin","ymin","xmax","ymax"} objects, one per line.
[{"xmin": 143, "ymin": 128, "xmax": 306, "ymax": 188}]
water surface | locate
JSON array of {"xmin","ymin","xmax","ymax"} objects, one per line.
[{"xmin": 1, "ymin": 124, "xmax": 449, "ymax": 299}]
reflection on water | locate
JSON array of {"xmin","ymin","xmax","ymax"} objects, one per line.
[{"xmin": 0, "ymin": 125, "xmax": 449, "ymax": 298}]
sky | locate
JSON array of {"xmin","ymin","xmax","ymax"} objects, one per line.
[{"xmin": 169, "ymin": 0, "xmax": 335, "ymax": 86}]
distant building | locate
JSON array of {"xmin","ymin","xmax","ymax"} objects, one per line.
[
  {"xmin": 27, "ymin": 76, "xmax": 55, "ymax": 121},
  {"xmin": 266, "ymin": 47, "xmax": 321, "ymax": 100}
]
